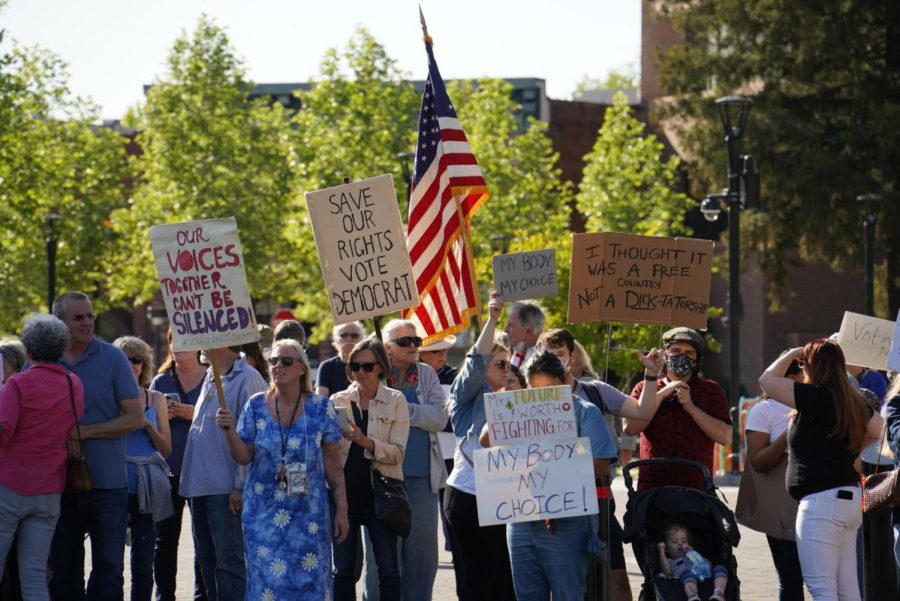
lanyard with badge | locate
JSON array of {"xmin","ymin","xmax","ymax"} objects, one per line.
[{"xmin": 275, "ymin": 393, "xmax": 309, "ymax": 496}]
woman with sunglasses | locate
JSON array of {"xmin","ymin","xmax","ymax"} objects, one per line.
[
  {"xmin": 316, "ymin": 321, "xmax": 366, "ymax": 397},
  {"xmin": 444, "ymin": 290, "xmax": 517, "ymax": 601},
  {"xmin": 215, "ymin": 339, "xmax": 349, "ymax": 600},
  {"xmin": 759, "ymin": 340, "xmax": 883, "ymax": 600},
  {"xmin": 329, "ymin": 337, "xmax": 409, "ymax": 600},
  {"xmin": 382, "ymin": 319, "xmax": 449, "ymax": 601},
  {"xmin": 113, "ymin": 336, "xmax": 173, "ymax": 601}
]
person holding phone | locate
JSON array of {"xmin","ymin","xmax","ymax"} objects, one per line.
[{"xmin": 330, "ymin": 338, "xmax": 409, "ymax": 601}]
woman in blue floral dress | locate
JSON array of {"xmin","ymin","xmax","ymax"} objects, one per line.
[{"xmin": 216, "ymin": 339, "xmax": 349, "ymax": 600}]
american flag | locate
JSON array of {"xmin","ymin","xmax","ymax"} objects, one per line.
[{"xmin": 403, "ymin": 42, "xmax": 489, "ymax": 344}]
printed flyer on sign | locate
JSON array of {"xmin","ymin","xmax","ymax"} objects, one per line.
[{"xmin": 150, "ymin": 217, "xmax": 259, "ymax": 351}]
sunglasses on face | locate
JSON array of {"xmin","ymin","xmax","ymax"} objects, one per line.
[
  {"xmin": 71, "ymin": 313, "xmax": 95, "ymax": 322},
  {"xmin": 339, "ymin": 332, "xmax": 362, "ymax": 340},
  {"xmin": 267, "ymin": 356, "xmax": 296, "ymax": 367},
  {"xmin": 493, "ymin": 360, "xmax": 510, "ymax": 370},
  {"xmin": 390, "ymin": 336, "xmax": 422, "ymax": 348},
  {"xmin": 127, "ymin": 356, "xmax": 143, "ymax": 365},
  {"xmin": 349, "ymin": 362, "xmax": 377, "ymax": 373}
]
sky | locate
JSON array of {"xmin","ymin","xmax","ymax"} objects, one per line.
[{"xmin": 1, "ymin": 0, "xmax": 641, "ymax": 121}]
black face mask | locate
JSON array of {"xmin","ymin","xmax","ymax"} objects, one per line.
[{"xmin": 666, "ymin": 354, "xmax": 696, "ymax": 378}]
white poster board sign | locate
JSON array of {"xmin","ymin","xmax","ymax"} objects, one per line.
[
  {"xmin": 836, "ymin": 311, "xmax": 895, "ymax": 371},
  {"xmin": 150, "ymin": 217, "xmax": 258, "ymax": 351},
  {"xmin": 887, "ymin": 309, "xmax": 900, "ymax": 372},
  {"xmin": 474, "ymin": 437, "xmax": 599, "ymax": 526},
  {"xmin": 492, "ymin": 249, "xmax": 557, "ymax": 301},
  {"xmin": 483, "ymin": 385, "xmax": 576, "ymax": 446},
  {"xmin": 305, "ymin": 174, "xmax": 417, "ymax": 324}
]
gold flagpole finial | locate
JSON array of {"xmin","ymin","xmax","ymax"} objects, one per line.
[{"xmin": 419, "ymin": 5, "xmax": 433, "ymax": 46}]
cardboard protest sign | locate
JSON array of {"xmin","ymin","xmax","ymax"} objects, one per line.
[
  {"xmin": 888, "ymin": 309, "xmax": 900, "ymax": 372},
  {"xmin": 567, "ymin": 232, "xmax": 714, "ymax": 329},
  {"xmin": 836, "ymin": 311, "xmax": 895, "ymax": 371},
  {"xmin": 473, "ymin": 437, "xmax": 599, "ymax": 526},
  {"xmin": 306, "ymin": 175, "xmax": 417, "ymax": 324},
  {"xmin": 483, "ymin": 385, "xmax": 576, "ymax": 446},
  {"xmin": 151, "ymin": 217, "xmax": 258, "ymax": 351},
  {"xmin": 492, "ymin": 249, "xmax": 557, "ymax": 301}
]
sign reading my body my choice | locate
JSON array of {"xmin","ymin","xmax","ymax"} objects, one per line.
[
  {"xmin": 492, "ymin": 249, "xmax": 557, "ymax": 302},
  {"xmin": 150, "ymin": 217, "xmax": 259, "ymax": 351},
  {"xmin": 306, "ymin": 175, "xmax": 417, "ymax": 324},
  {"xmin": 567, "ymin": 232, "xmax": 714, "ymax": 330},
  {"xmin": 474, "ymin": 385, "xmax": 598, "ymax": 527}
]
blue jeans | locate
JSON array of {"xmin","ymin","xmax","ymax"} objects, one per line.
[
  {"xmin": 507, "ymin": 517, "xmax": 592, "ymax": 601},
  {"xmin": 127, "ymin": 494, "xmax": 157, "ymax": 601},
  {"xmin": 0, "ymin": 485, "xmax": 60, "ymax": 600},
  {"xmin": 189, "ymin": 495, "xmax": 245, "ymax": 601},
  {"xmin": 398, "ymin": 476, "xmax": 438, "ymax": 601},
  {"xmin": 155, "ymin": 476, "xmax": 206, "ymax": 601},
  {"xmin": 49, "ymin": 488, "xmax": 129, "ymax": 601},
  {"xmin": 333, "ymin": 513, "xmax": 401, "ymax": 601}
]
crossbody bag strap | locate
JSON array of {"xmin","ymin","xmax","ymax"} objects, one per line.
[{"xmin": 66, "ymin": 373, "xmax": 82, "ymax": 443}]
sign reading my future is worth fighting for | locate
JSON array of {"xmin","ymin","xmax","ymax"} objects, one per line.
[
  {"xmin": 150, "ymin": 217, "xmax": 259, "ymax": 351},
  {"xmin": 567, "ymin": 232, "xmax": 715, "ymax": 330},
  {"xmin": 306, "ymin": 175, "xmax": 417, "ymax": 324}
]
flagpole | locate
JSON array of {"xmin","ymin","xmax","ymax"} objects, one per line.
[{"xmin": 419, "ymin": 6, "xmax": 482, "ymax": 333}]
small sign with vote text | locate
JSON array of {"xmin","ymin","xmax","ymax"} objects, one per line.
[
  {"xmin": 150, "ymin": 217, "xmax": 258, "ymax": 352},
  {"xmin": 306, "ymin": 175, "xmax": 417, "ymax": 324},
  {"xmin": 836, "ymin": 311, "xmax": 895, "ymax": 371},
  {"xmin": 492, "ymin": 249, "xmax": 557, "ymax": 302},
  {"xmin": 483, "ymin": 385, "xmax": 576, "ymax": 446},
  {"xmin": 567, "ymin": 232, "xmax": 714, "ymax": 329}
]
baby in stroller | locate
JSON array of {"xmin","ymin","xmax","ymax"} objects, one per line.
[{"xmin": 657, "ymin": 523, "xmax": 727, "ymax": 601}]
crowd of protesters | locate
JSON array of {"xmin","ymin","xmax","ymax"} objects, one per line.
[{"xmin": 0, "ymin": 289, "xmax": 897, "ymax": 601}]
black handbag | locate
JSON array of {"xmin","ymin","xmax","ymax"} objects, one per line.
[
  {"xmin": 372, "ymin": 469, "xmax": 411, "ymax": 538},
  {"xmin": 64, "ymin": 374, "xmax": 92, "ymax": 494}
]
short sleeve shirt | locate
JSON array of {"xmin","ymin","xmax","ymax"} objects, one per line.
[
  {"xmin": 576, "ymin": 398, "xmax": 617, "ymax": 461},
  {"xmin": 574, "ymin": 380, "xmax": 628, "ymax": 416},
  {"xmin": 630, "ymin": 378, "xmax": 731, "ymax": 491},
  {"xmin": 315, "ymin": 356, "xmax": 350, "ymax": 395},
  {"xmin": 745, "ymin": 398, "xmax": 793, "ymax": 447}
]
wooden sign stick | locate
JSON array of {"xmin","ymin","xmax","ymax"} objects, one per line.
[{"xmin": 206, "ymin": 349, "xmax": 229, "ymax": 429}]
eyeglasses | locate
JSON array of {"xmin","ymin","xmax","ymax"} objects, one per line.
[
  {"xmin": 349, "ymin": 362, "xmax": 377, "ymax": 373},
  {"xmin": 70, "ymin": 313, "xmax": 95, "ymax": 322},
  {"xmin": 339, "ymin": 332, "xmax": 362, "ymax": 340},
  {"xmin": 389, "ymin": 336, "xmax": 422, "ymax": 348},
  {"xmin": 267, "ymin": 356, "xmax": 296, "ymax": 367},
  {"xmin": 127, "ymin": 356, "xmax": 143, "ymax": 365},
  {"xmin": 492, "ymin": 360, "xmax": 510, "ymax": 370}
]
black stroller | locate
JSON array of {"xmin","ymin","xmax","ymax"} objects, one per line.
[{"xmin": 622, "ymin": 458, "xmax": 741, "ymax": 601}]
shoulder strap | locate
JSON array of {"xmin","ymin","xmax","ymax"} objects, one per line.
[
  {"xmin": 581, "ymin": 381, "xmax": 604, "ymax": 411},
  {"xmin": 66, "ymin": 374, "xmax": 82, "ymax": 442}
]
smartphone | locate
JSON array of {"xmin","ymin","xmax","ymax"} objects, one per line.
[
  {"xmin": 334, "ymin": 406, "xmax": 351, "ymax": 435},
  {"xmin": 164, "ymin": 393, "xmax": 181, "ymax": 406}
]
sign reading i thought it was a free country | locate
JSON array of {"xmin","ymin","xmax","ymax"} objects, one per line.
[
  {"xmin": 567, "ymin": 232, "xmax": 715, "ymax": 330},
  {"xmin": 305, "ymin": 175, "xmax": 417, "ymax": 324},
  {"xmin": 150, "ymin": 217, "xmax": 259, "ymax": 351},
  {"xmin": 483, "ymin": 385, "xmax": 576, "ymax": 446}
]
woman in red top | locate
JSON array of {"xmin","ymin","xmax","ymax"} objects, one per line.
[{"xmin": 0, "ymin": 314, "xmax": 85, "ymax": 599}]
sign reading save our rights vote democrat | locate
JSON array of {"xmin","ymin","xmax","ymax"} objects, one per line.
[{"xmin": 150, "ymin": 217, "xmax": 259, "ymax": 351}]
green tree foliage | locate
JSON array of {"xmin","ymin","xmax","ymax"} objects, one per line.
[
  {"xmin": 576, "ymin": 64, "xmax": 640, "ymax": 93},
  {"xmin": 573, "ymin": 92, "xmax": 698, "ymax": 382},
  {"xmin": 0, "ymin": 39, "xmax": 128, "ymax": 333},
  {"xmin": 106, "ymin": 16, "xmax": 295, "ymax": 306},
  {"xmin": 655, "ymin": 0, "xmax": 900, "ymax": 315}
]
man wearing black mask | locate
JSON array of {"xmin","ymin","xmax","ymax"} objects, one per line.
[{"xmin": 624, "ymin": 327, "xmax": 732, "ymax": 491}]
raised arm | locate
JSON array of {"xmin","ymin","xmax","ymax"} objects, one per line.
[
  {"xmin": 758, "ymin": 348, "xmax": 804, "ymax": 407},
  {"xmin": 618, "ymin": 348, "xmax": 664, "ymax": 421}
]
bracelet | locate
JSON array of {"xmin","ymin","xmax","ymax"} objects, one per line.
[{"xmin": 644, "ymin": 373, "xmax": 659, "ymax": 381}]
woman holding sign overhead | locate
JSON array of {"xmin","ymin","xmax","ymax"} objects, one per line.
[{"xmin": 444, "ymin": 291, "xmax": 516, "ymax": 601}]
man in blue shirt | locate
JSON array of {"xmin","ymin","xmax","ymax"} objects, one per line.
[
  {"xmin": 180, "ymin": 346, "xmax": 267, "ymax": 601},
  {"xmin": 48, "ymin": 291, "xmax": 143, "ymax": 601}
]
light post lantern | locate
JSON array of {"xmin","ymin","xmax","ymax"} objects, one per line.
[{"xmin": 700, "ymin": 96, "xmax": 758, "ymax": 473}]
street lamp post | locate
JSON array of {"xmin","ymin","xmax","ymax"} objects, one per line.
[
  {"xmin": 699, "ymin": 96, "xmax": 757, "ymax": 474},
  {"xmin": 857, "ymin": 194, "xmax": 881, "ymax": 316},
  {"xmin": 44, "ymin": 213, "xmax": 62, "ymax": 312}
]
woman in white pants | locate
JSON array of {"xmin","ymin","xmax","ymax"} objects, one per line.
[{"xmin": 759, "ymin": 339, "xmax": 882, "ymax": 601}]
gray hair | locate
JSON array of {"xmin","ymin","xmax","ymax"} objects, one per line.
[
  {"xmin": 382, "ymin": 319, "xmax": 417, "ymax": 340},
  {"xmin": 52, "ymin": 291, "xmax": 90, "ymax": 320},
  {"xmin": 509, "ymin": 301, "xmax": 546, "ymax": 334},
  {"xmin": 20, "ymin": 314, "xmax": 70, "ymax": 363},
  {"xmin": 332, "ymin": 321, "xmax": 365, "ymax": 340}
]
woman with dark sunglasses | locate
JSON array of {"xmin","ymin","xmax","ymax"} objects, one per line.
[
  {"xmin": 382, "ymin": 319, "xmax": 450, "ymax": 601},
  {"xmin": 316, "ymin": 321, "xmax": 366, "ymax": 397},
  {"xmin": 444, "ymin": 290, "xmax": 517, "ymax": 601},
  {"xmin": 215, "ymin": 339, "xmax": 349, "ymax": 600},
  {"xmin": 329, "ymin": 338, "xmax": 410, "ymax": 600}
]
